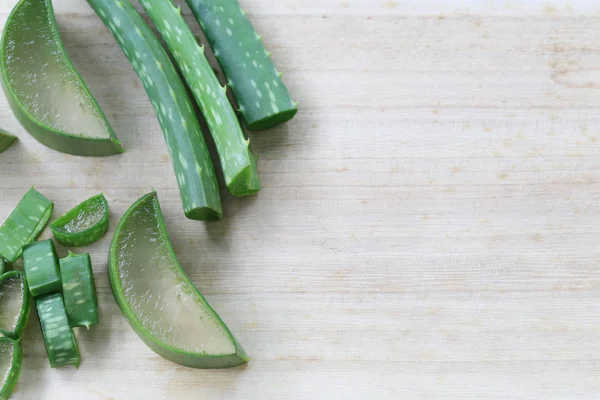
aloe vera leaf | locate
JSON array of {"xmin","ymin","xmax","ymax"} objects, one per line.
[
  {"xmin": 87, "ymin": 0, "xmax": 222, "ymax": 220},
  {"xmin": 0, "ymin": 187, "xmax": 53, "ymax": 263},
  {"xmin": 186, "ymin": 0, "xmax": 297, "ymax": 130},
  {"xmin": 0, "ymin": 129, "xmax": 17, "ymax": 154},
  {"xmin": 0, "ymin": 0, "xmax": 123, "ymax": 156},
  {"xmin": 50, "ymin": 194, "xmax": 109, "ymax": 247},
  {"xmin": 0, "ymin": 271, "xmax": 31, "ymax": 340},
  {"xmin": 59, "ymin": 252, "xmax": 98, "ymax": 329},
  {"xmin": 23, "ymin": 239, "xmax": 61, "ymax": 297},
  {"xmin": 0, "ymin": 338, "xmax": 22, "ymax": 400},
  {"xmin": 36, "ymin": 293, "xmax": 80, "ymax": 368},
  {"xmin": 109, "ymin": 192, "xmax": 248, "ymax": 368},
  {"xmin": 140, "ymin": 0, "xmax": 261, "ymax": 197}
]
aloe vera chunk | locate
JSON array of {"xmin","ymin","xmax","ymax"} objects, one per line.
[
  {"xmin": 0, "ymin": 338, "xmax": 22, "ymax": 400},
  {"xmin": 0, "ymin": 129, "xmax": 17, "ymax": 153},
  {"xmin": 23, "ymin": 239, "xmax": 61, "ymax": 297},
  {"xmin": 50, "ymin": 194, "xmax": 109, "ymax": 247},
  {"xmin": 0, "ymin": 271, "xmax": 31, "ymax": 340},
  {"xmin": 36, "ymin": 293, "xmax": 80, "ymax": 368},
  {"xmin": 59, "ymin": 252, "xmax": 98, "ymax": 329}
]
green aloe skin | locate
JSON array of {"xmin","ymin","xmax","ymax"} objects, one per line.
[
  {"xmin": 186, "ymin": 0, "xmax": 298, "ymax": 130},
  {"xmin": 59, "ymin": 252, "xmax": 98, "ymax": 329},
  {"xmin": 109, "ymin": 192, "xmax": 248, "ymax": 368},
  {"xmin": 50, "ymin": 194, "xmax": 110, "ymax": 247},
  {"xmin": 141, "ymin": 0, "xmax": 261, "ymax": 197},
  {"xmin": 0, "ymin": 338, "xmax": 23, "ymax": 400},
  {"xmin": 36, "ymin": 293, "xmax": 80, "ymax": 368},
  {"xmin": 0, "ymin": 271, "xmax": 31, "ymax": 340},
  {"xmin": 0, "ymin": 129, "xmax": 17, "ymax": 153},
  {"xmin": 87, "ymin": 0, "xmax": 223, "ymax": 220},
  {"xmin": 0, "ymin": 0, "xmax": 123, "ymax": 156},
  {"xmin": 22, "ymin": 239, "xmax": 62, "ymax": 298}
]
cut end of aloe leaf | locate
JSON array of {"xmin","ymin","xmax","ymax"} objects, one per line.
[
  {"xmin": 185, "ymin": 206, "xmax": 223, "ymax": 222},
  {"xmin": 109, "ymin": 192, "xmax": 247, "ymax": 368},
  {"xmin": 245, "ymin": 106, "xmax": 298, "ymax": 131},
  {"xmin": 51, "ymin": 194, "xmax": 110, "ymax": 247},
  {"xmin": 0, "ymin": 271, "xmax": 31, "ymax": 340},
  {"xmin": 0, "ymin": 338, "xmax": 22, "ymax": 400},
  {"xmin": 0, "ymin": 129, "xmax": 17, "ymax": 153},
  {"xmin": 229, "ymin": 163, "xmax": 261, "ymax": 197},
  {"xmin": 0, "ymin": 0, "xmax": 124, "ymax": 156}
]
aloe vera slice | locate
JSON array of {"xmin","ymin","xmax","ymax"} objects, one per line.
[
  {"xmin": 0, "ymin": 272, "xmax": 31, "ymax": 340},
  {"xmin": 109, "ymin": 192, "xmax": 248, "ymax": 368},
  {"xmin": 0, "ymin": 129, "xmax": 17, "ymax": 153},
  {"xmin": 0, "ymin": 0, "xmax": 124, "ymax": 156},
  {"xmin": 23, "ymin": 239, "xmax": 61, "ymax": 297},
  {"xmin": 59, "ymin": 252, "xmax": 98, "ymax": 329},
  {"xmin": 50, "ymin": 194, "xmax": 109, "ymax": 247},
  {"xmin": 0, "ymin": 338, "xmax": 22, "ymax": 400},
  {"xmin": 0, "ymin": 188, "xmax": 53, "ymax": 263},
  {"xmin": 186, "ymin": 0, "xmax": 298, "ymax": 130},
  {"xmin": 36, "ymin": 293, "xmax": 80, "ymax": 368}
]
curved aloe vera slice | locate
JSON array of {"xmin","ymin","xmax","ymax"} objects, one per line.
[
  {"xmin": 36, "ymin": 293, "xmax": 80, "ymax": 368},
  {"xmin": 0, "ymin": 338, "xmax": 22, "ymax": 400},
  {"xmin": 0, "ymin": 272, "xmax": 31, "ymax": 340},
  {"xmin": 23, "ymin": 239, "xmax": 61, "ymax": 297},
  {"xmin": 109, "ymin": 192, "xmax": 248, "ymax": 368},
  {"xmin": 186, "ymin": 0, "xmax": 297, "ymax": 130},
  {"xmin": 50, "ymin": 194, "xmax": 109, "ymax": 247},
  {"xmin": 140, "ymin": 0, "xmax": 260, "ymax": 197},
  {"xmin": 88, "ymin": 0, "xmax": 222, "ymax": 220},
  {"xmin": 60, "ymin": 252, "xmax": 98, "ymax": 329},
  {"xmin": 0, "ymin": 0, "xmax": 124, "ymax": 156},
  {"xmin": 0, "ymin": 129, "xmax": 17, "ymax": 153},
  {"xmin": 0, "ymin": 187, "xmax": 53, "ymax": 263}
]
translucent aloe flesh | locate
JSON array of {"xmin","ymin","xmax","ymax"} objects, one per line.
[
  {"xmin": 88, "ymin": 0, "xmax": 223, "ymax": 220},
  {"xmin": 36, "ymin": 293, "xmax": 80, "ymax": 368},
  {"xmin": 141, "ymin": 0, "xmax": 260, "ymax": 197},
  {"xmin": 23, "ymin": 239, "xmax": 62, "ymax": 297},
  {"xmin": 0, "ymin": 188, "xmax": 53, "ymax": 263},
  {"xmin": 109, "ymin": 192, "xmax": 248, "ymax": 368},
  {"xmin": 0, "ymin": 129, "xmax": 17, "ymax": 153},
  {"xmin": 0, "ymin": 272, "xmax": 31, "ymax": 340},
  {"xmin": 50, "ymin": 194, "xmax": 109, "ymax": 247},
  {"xmin": 186, "ymin": 0, "xmax": 297, "ymax": 130},
  {"xmin": 60, "ymin": 252, "xmax": 98, "ymax": 329},
  {"xmin": 0, "ymin": 338, "xmax": 22, "ymax": 400},
  {"xmin": 0, "ymin": 0, "xmax": 123, "ymax": 156}
]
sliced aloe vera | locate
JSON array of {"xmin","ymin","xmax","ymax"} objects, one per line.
[
  {"xmin": 36, "ymin": 293, "xmax": 80, "ymax": 368},
  {"xmin": 0, "ymin": 0, "xmax": 124, "ymax": 156},
  {"xmin": 0, "ymin": 338, "xmax": 22, "ymax": 400},
  {"xmin": 0, "ymin": 272, "xmax": 31, "ymax": 340},
  {"xmin": 60, "ymin": 252, "xmax": 98, "ymax": 329},
  {"xmin": 23, "ymin": 239, "xmax": 61, "ymax": 297},
  {"xmin": 0, "ymin": 187, "xmax": 53, "ymax": 263},
  {"xmin": 0, "ymin": 129, "xmax": 17, "ymax": 153},
  {"xmin": 109, "ymin": 192, "xmax": 248, "ymax": 368},
  {"xmin": 50, "ymin": 194, "xmax": 109, "ymax": 247}
]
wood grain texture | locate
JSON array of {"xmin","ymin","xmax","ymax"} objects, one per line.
[{"xmin": 2, "ymin": 0, "xmax": 600, "ymax": 398}]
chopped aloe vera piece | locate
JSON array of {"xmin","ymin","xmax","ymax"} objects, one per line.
[
  {"xmin": 0, "ymin": 0, "xmax": 123, "ymax": 156},
  {"xmin": 0, "ymin": 338, "xmax": 22, "ymax": 400},
  {"xmin": 109, "ymin": 192, "xmax": 248, "ymax": 368},
  {"xmin": 50, "ymin": 194, "xmax": 109, "ymax": 247},
  {"xmin": 0, "ymin": 187, "xmax": 53, "ymax": 263},
  {"xmin": 59, "ymin": 252, "xmax": 98, "ymax": 329},
  {"xmin": 0, "ymin": 272, "xmax": 31, "ymax": 340},
  {"xmin": 23, "ymin": 240, "xmax": 61, "ymax": 297},
  {"xmin": 0, "ymin": 129, "xmax": 17, "ymax": 153},
  {"xmin": 36, "ymin": 293, "xmax": 80, "ymax": 368}
]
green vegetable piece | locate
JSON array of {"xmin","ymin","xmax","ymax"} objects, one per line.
[
  {"xmin": 0, "ymin": 129, "xmax": 17, "ymax": 153},
  {"xmin": 59, "ymin": 252, "xmax": 98, "ymax": 329},
  {"xmin": 0, "ymin": 338, "xmax": 22, "ymax": 400},
  {"xmin": 109, "ymin": 192, "xmax": 248, "ymax": 368},
  {"xmin": 0, "ymin": 187, "xmax": 53, "ymax": 263},
  {"xmin": 0, "ymin": 272, "xmax": 31, "ymax": 340},
  {"xmin": 88, "ymin": 0, "xmax": 222, "ymax": 220},
  {"xmin": 0, "ymin": 259, "xmax": 5, "ymax": 276},
  {"xmin": 186, "ymin": 0, "xmax": 298, "ymax": 130},
  {"xmin": 23, "ymin": 240, "xmax": 61, "ymax": 297},
  {"xmin": 50, "ymin": 194, "xmax": 109, "ymax": 247},
  {"xmin": 140, "ymin": 0, "xmax": 261, "ymax": 197},
  {"xmin": 36, "ymin": 293, "xmax": 80, "ymax": 368},
  {"xmin": 0, "ymin": 0, "xmax": 123, "ymax": 156}
]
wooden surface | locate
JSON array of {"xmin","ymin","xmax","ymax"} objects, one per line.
[{"xmin": 2, "ymin": 0, "xmax": 600, "ymax": 398}]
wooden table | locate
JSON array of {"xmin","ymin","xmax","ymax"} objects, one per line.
[{"xmin": 1, "ymin": 0, "xmax": 600, "ymax": 398}]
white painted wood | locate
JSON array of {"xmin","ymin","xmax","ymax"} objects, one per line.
[{"xmin": 1, "ymin": 0, "xmax": 600, "ymax": 398}]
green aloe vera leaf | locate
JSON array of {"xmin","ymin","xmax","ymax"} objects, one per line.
[
  {"xmin": 109, "ymin": 192, "xmax": 248, "ymax": 368},
  {"xmin": 36, "ymin": 293, "xmax": 80, "ymax": 368},
  {"xmin": 0, "ymin": 272, "xmax": 31, "ymax": 340},
  {"xmin": 59, "ymin": 252, "xmax": 98, "ymax": 329},
  {"xmin": 0, "ymin": 187, "xmax": 53, "ymax": 263},
  {"xmin": 23, "ymin": 239, "xmax": 61, "ymax": 297},
  {"xmin": 0, "ymin": 0, "xmax": 124, "ymax": 156},
  {"xmin": 50, "ymin": 194, "xmax": 109, "ymax": 247},
  {"xmin": 186, "ymin": 0, "xmax": 298, "ymax": 130},
  {"xmin": 0, "ymin": 338, "xmax": 22, "ymax": 400},
  {"xmin": 87, "ymin": 0, "xmax": 222, "ymax": 220},
  {"xmin": 140, "ymin": 0, "xmax": 260, "ymax": 197},
  {"xmin": 0, "ymin": 129, "xmax": 17, "ymax": 153},
  {"xmin": 0, "ymin": 259, "xmax": 5, "ymax": 276}
]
